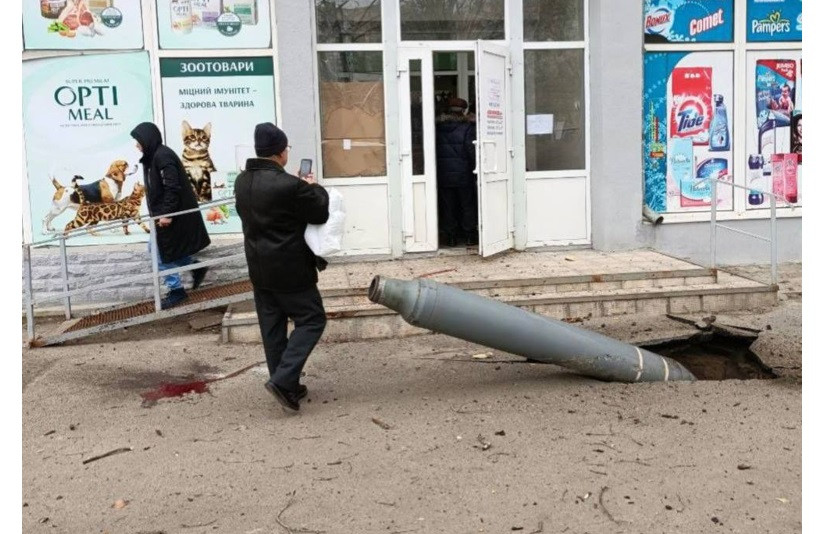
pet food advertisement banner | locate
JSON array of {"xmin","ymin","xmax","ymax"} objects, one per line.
[
  {"xmin": 23, "ymin": 52, "xmax": 154, "ymax": 245},
  {"xmin": 643, "ymin": 51, "xmax": 735, "ymax": 213},
  {"xmin": 157, "ymin": 0, "xmax": 271, "ymax": 49},
  {"xmin": 23, "ymin": 0, "xmax": 144, "ymax": 50},
  {"xmin": 747, "ymin": 0, "xmax": 802, "ymax": 42},
  {"xmin": 644, "ymin": 0, "xmax": 734, "ymax": 43},
  {"xmin": 745, "ymin": 51, "xmax": 802, "ymax": 209},
  {"xmin": 159, "ymin": 57, "xmax": 277, "ymax": 235}
]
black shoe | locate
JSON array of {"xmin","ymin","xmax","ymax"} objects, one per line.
[
  {"xmin": 466, "ymin": 233, "xmax": 479, "ymax": 246},
  {"xmin": 264, "ymin": 381, "xmax": 300, "ymax": 411},
  {"xmin": 192, "ymin": 267, "xmax": 209, "ymax": 290},
  {"xmin": 161, "ymin": 288, "xmax": 188, "ymax": 310},
  {"xmin": 297, "ymin": 384, "xmax": 308, "ymax": 400}
]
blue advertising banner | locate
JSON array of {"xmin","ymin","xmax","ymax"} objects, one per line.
[
  {"xmin": 643, "ymin": 51, "xmax": 735, "ymax": 213},
  {"xmin": 747, "ymin": 0, "xmax": 802, "ymax": 42},
  {"xmin": 644, "ymin": 0, "xmax": 734, "ymax": 43}
]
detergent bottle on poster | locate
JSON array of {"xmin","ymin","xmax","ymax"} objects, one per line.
[
  {"xmin": 784, "ymin": 153, "xmax": 798, "ymax": 204},
  {"xmin": 709, "ymin": 94, "xmax": 730, "ymax": 151},
  {"xmin": 747, "ymin": 155, "xmax": 765, "ymax": 206}
]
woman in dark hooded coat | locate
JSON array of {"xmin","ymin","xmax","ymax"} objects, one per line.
[{"xmin": 131, "ymin": 122, "xmax": 210, "ymax": 309}]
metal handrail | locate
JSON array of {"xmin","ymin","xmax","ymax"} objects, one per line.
[
  {"xmin": 695, "ymin": 177, "xmax": 797, "ymax": 208},
  {"xmin": 30, "ymin": 197, "xmax": 237, "ymax": 247},
  {"xmin": 23, "ymin": 196, "xmax": 245, "ymax": 343},
  {"xmin": 707, "ymin": 177, "xmax": 794, "ymax": 286}
]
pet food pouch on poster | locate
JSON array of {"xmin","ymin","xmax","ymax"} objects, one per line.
[
  {"xmin": 223, "ymin": 0, "xmax": 258, "ymax": 25},
  {"xmin": 669, "ymin": 67, "xmax": 713, "ymax": 146},
  {"xmin": 191, "ymin": 0, "xmax": 222, "ymax": 26},
  {"xmin": 305, "ymin": 188, "xmax": 346, "ymax": 257},
  {"xmin": 756, "ymin": 60, "xmax": 796, "ymax": 128}
]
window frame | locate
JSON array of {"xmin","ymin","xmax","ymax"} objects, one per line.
[
  {"xmin": 521, "ymin": 0, "xmax": 589, "ymax": 181},
  {"xmin": 312, "ymin": 1, "xmax": 389, "ymax": 185}
]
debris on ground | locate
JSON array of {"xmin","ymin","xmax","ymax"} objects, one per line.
[
  {"xmin": 475, "ymin": 434, "xmax": 492, "ymax": 451},
  {"xmin": 371, "ymin": 417, "xmax": 393, "ymax": 430},
  {"xmin": 82, "ymin": 447, "xmax": 133, "ymax": 465}
]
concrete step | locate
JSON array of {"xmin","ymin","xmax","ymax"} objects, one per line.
[
  {"xmin": 316, "ymin": 268, "xmax": 717, "ymax": 308},
  {"xmin": 222, "ymin": 271, "xmax": 775, "ymax": 344}
]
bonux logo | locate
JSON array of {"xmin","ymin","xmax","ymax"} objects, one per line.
[
  {"xmin": 751, "ymin": 11, "xmax": 791, "ymax": 36},
  {"xmin": 645, "ymin": 7, "xmax": 673, "ymax": 34}
]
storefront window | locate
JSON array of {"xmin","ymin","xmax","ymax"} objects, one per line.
[
  {"xmin": 318, "ymin": 51, "xmax": 387, "ymax": 178},
  {"xmin": 316, "ymin": 0, "xmax": 382, "ymax": 44},
  {"xmin": 643, "ymin": 51, "xmax": 735, "ymax": 213},
  {"xmin": 524, "ymin": 49, "xmax": 585, "ymax": 171},
  {"xmin": 642, "ymin": 1, "xmax": 801, "ymax": 217},
  {"xmin": 523, "ymin": 0, "xmax": 583, "ymax": 42},
  {"xmin": 399, "ymin": 0, "xmax": 504, "ymax": 41}
]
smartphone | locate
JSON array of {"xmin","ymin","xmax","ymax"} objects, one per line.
[{"xmin": 299, "ymin": 158, "xmax": 313, "ymax": 178}]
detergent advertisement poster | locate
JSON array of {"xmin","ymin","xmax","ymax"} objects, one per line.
[
  {"xmin": 23, "ymin": 52, "xmax": 154, "ymax": 246},
  {"xmin": 745, "ymin": 51, "xmax": 802, "ymax": 209},
  {"xmin": 643, "ymin": 51, "xmax": 735, "ymax": 213},
  {"xmin": 747, "ymin": 0, "xmax": 802, "ymax": 42},
  {"xmin": 160, "ymin": 57, "xmax": 277, "ymax": 235},
  {"xmin": 24, "ymin": 0, "xmax": 144, "ymax": 51},
  {"xmin": 644, "ymin": 0, "xmax": 734, "ymax": 43}
]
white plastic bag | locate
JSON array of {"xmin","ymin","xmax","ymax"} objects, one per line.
[{"xmin": 305, "ymin": 187, "xmax": 346, "ymax": 257}]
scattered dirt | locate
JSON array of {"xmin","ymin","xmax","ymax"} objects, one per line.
[{"xmin": 21, "ymin": 263, "xmax": 803, "ymax": 533}]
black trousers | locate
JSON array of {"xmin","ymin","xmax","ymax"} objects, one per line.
[
  {"xmin": 438, "ymin": 185, "xmax": 478, "ymax": 237},
  {"xmin": 253, "ymin": 285, "xmax": 327, "ymax": 392}
]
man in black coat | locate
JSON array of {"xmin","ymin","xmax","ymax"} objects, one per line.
[
  {"xmin": 436, "ymin": 97, "xmax": 478, "ymax": 247},
  {"xmin": 131, "ymin": 122, "xmax": 211, "ymax": 310},
  {"xmin": 234, "ymin": 123, "xmax": 330, "ymax": 412}
]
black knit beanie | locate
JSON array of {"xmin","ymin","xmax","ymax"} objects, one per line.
[{"xmin": 254, "ymin": 122, "xmax": 288, "ymax": 157}]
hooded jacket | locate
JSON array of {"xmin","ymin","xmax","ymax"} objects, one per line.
[{"xmin": 130, "ymin": 122, "xmax": 210, "ymax": 264}]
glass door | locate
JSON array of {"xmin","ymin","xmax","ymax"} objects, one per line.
[
  {"xmin": 475, "ymin": 40, "xmax": 514, "ymax": 257},
  {"xmin": 398, "ymin": 47, "xmax": 437, "ymax": 252}
]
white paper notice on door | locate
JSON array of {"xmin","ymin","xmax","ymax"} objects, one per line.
[{"xmin": 526, "ymin": 114, "xmax": 554, "ymax": 136}]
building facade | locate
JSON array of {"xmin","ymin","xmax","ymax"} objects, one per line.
[{"xmin": 22, "ymin": 1, "xmax": 802, "ymax": 304}]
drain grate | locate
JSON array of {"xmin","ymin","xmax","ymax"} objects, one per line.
[{"xmin": 65, "ymin": 280, "xmax": 253, "ymax": 333}]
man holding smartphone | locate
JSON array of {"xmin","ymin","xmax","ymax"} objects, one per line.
[{"xmin": 234, "ymin": 123, "xmax": 330, "ymax": 412}]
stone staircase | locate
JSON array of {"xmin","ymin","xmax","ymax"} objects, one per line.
[{"xmin": 221, "ymin": 249, "xmax": 778, "ymax": 344}]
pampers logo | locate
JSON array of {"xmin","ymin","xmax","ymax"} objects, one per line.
[
  {"xmin": 645, "ymin": 7, "xmax": 673, "ymax": 34},
  {"xmin": 751, "ymin": 11, "xmax": 792, "ymax": 36}
]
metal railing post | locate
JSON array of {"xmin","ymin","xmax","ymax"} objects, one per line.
[
  {"xmin": 710, "ymin": 178, "xmax": 718, "ymax": 270},
  {"xmin": 149, "ymin": 223, "xmax": 162, "ymax": 312},
  {"xmin": 59, "ymin": 235, "xmax": 72, "ymax": 319},
  {"xmin": 770, "ymin": 195, "xmax": 778, "ymax": 286},
  {"xmin": 24, "ymin": 244, "xmax": 35, "ymax": 342}
]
